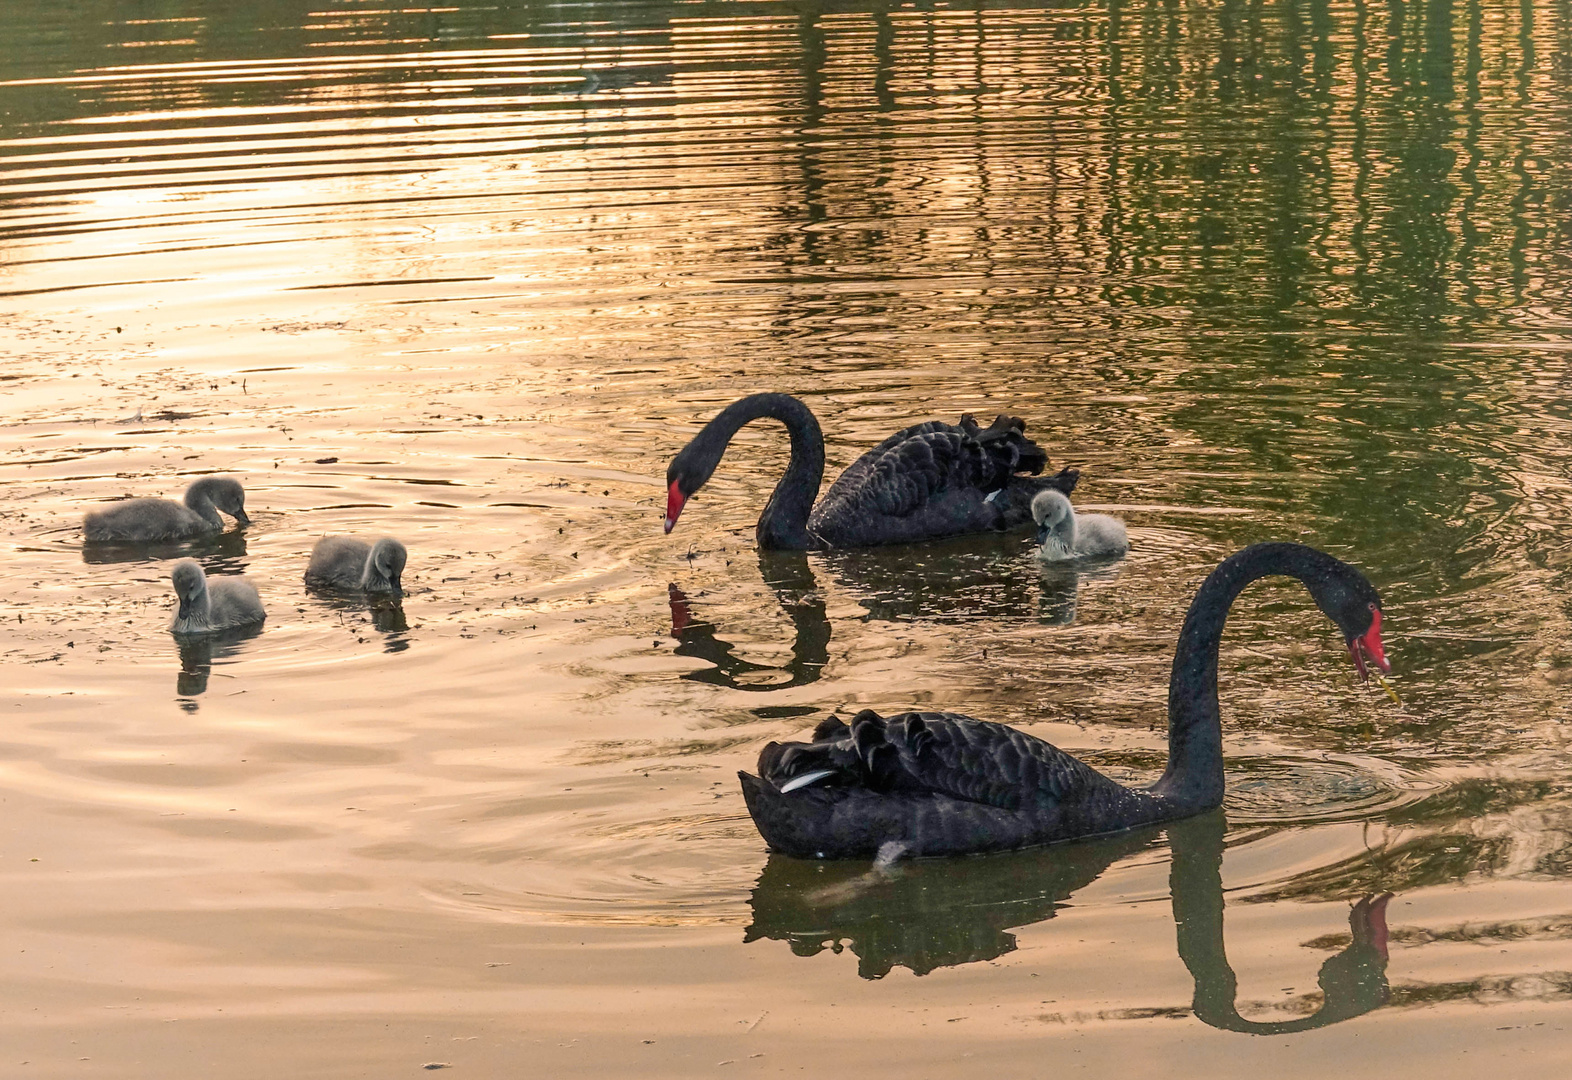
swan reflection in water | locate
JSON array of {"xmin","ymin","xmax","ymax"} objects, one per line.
[
  {"xmin": 822, "ymin": 533, "xmax": 1112, "ymax": 626},
  {"xmin": 669, "ymin": 545, "xmax": 1109, "ymax": 690},
  {"xmin": 175, "ymin": 623, "xmax": 264, "ymax": 705},
  {"xmin": 668, "ymin": 552, "xmax": 829, "ymax": 691},
  {"xmin": 746, "ymin": 811, "xmax": 1393, "ymax": 1033}
]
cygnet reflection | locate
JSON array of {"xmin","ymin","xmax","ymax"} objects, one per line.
[
  {"xmin": 1035, "ymin": 561, "xmax": 1082, "ymax": 625},
  {"xmin": 305, "ymin": 561, "xmax": 411, "ymax": 653},
  {"xmin": 82, "ymin": 526, "xmax": 249, "ymax": 566},
  {"xmin": 176, "ymin": 624, "xmax": 263, "ymax": 699},
  {"xmin": 85, "ymin": 476, "xmax": 250, "ymax": 543},
  {"xmin": 367, "ymin": 597, "xmax": 410, "ymax": 635},
  {"xmin": 169, "ymin": 559, "xmax": 266, "ymax": 634},
  {"xmin": 1031, "ymin": 489, "xmax": 1128, "ymax": 561},
  {"xmin": 305, "ymin": 535, "xmax": 406, "ymax": 595}
]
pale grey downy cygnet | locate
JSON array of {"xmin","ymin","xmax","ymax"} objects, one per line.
[
  {"xmin": 1031, "ymin": 489, "xmax": 1128, "ymax": 561},
  {"xmin": 169, "ymin": 559, "xmax": 266, "ymax": 634},
  {"xmin": 85, "ymin": 476, "xmax": 250, "ymax": 542},
  {"xmin": 305, "ymin": 536, "xmax": 406, "ymax": 594}
]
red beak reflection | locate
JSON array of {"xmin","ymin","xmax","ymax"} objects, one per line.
[
  {"xmin": 663, "ymin": 480, "xmax": 687, "ymax": 534},
  {"xmin": 1348, "ymin": 606, "xmax": 1390, "ymax": 681}
]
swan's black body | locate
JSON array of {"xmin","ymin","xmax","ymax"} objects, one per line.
[
  {"xmin": 664, "ymin": 393, "xmax": 1079, "ymax": 550},
  {"xmin": 741, "ymin": 543, "xmax": 1390, "ymax": 859}
]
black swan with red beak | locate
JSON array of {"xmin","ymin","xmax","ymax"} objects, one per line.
[
  {"xmin": 741, "ymin": 543, "xmax": 1390, "ymax": 858},
  {"xmin": 663, "ymin": 393, "xmax": 1079, "ymax": 550}
]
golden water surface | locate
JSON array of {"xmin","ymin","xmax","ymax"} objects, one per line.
[{"xmin": 3, "ymin": 1, "xmax": 1572, "ymax": 1075}]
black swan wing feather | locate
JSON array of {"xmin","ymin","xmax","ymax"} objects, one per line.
[
  {"xmin": 760, "ymin": 709, "xmax": 1120, "ymax": 811},
  {"xmin": 746, "ymin": 709, "xmax": 1159, "ymax": 859},
  {"xmin": 814, "ymin": 415, "xmax": 1049, "ymax": 524}
]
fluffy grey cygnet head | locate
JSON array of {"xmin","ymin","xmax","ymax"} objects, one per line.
[
  {"xmin": 1031, "ymin": 489, "xmax": 1078, "ymax": 558},
  {"xmin": 364, "ymin": 537, "xmax": 407, "ymax": 593},
  {"xmin": 187, "ymin": 476, "xmax": 250, "ymax": 527},
  {"xmin": 171, "ymin": 559, "xmax": 209, "ymax": 622}
]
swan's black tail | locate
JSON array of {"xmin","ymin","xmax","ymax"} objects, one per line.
[
  {"xmin": 757, "ymin": 709, "xmax": 930, "ymax": 795},
  {"xmin": 961, "ymin": 413, "xmax": 1049, "ymax": 477},
  {"xmin": 756, "ymin": 714, "xmax": 860, "ymax": 792}
]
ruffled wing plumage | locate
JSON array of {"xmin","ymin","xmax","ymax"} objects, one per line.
[
  {"xmin": 760, "ymin": 709, "xmax": 1105, "ymax": 809},
  {"xmin": 745, "ymin": 709, "xmax": 1161, "ymax": 858},
  {"xmin": 807, "ymin": 414, "xmax": 1071, "ymax": 546}
]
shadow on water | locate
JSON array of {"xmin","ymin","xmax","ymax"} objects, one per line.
[
  {"xmin": 81, "ymin": 528, "xmax": 250, "ymax": 567},
  {"xmin": 668, "ymin": 551, "xmax": 829, "ymax": 691},
  {"xmin": 746, "ymin": 812, "xmax": 1392, "ymax": 1034},
  {"xmin": 175, "ymin": 623, "xmax": 264, "ymax": 704}
]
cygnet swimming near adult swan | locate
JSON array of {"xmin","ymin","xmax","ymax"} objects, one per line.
[
  {"xmin": 1030, "ymin": 489, "xmax": 1128, "ymax": 561},
  {"xmin": 663, "ymin": 393, "xmax": 1080, "ymax": 550}
]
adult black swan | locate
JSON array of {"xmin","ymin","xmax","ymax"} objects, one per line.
[
  {"xmin": 663, "ymin": 393, "xmax": 1079, "ymax": 550},
  {"xmin": 740, "ymin": 542, "xmax": 1390, "ymax": 858}
]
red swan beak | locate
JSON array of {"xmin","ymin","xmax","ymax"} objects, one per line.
[
  {"xmin": 1348, "ymin": 607, "xmax": 1390, "ymax": 681},
  {"xmin": 664, "ymin": 480, "xmax": 687, "ymax": 534}
]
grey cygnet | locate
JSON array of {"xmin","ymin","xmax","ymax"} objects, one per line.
[
  {"xmin": 85, "ymin": 477, "xmax": 250, "ymax": 542},
  {"xmin": 305, "ymin": 536, "xmax": 407, "ymax": 594},
  {"xmin": 169, "ymin": 559, "xmax": 266, "ymax": 634},
  {"xmin": 1030, "ymin": 489, "xmax": 1129, "ymax": 561}
]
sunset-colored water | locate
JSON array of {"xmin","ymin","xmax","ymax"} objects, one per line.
[{"xmin": 3, "ymin": 1, "xmax": 1572, "ymax": 1075}]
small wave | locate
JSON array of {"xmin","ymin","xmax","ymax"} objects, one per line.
[{"xmin": 1224, "ymin": 756, "xmax": 1430, "ymax": 825}]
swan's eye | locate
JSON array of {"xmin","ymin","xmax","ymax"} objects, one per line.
[{"xmin": 1367, "ymin": 602, "xmax": 1376, "ymax": 612}]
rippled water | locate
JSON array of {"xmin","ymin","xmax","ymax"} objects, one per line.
[{"xmin": 4, "ymin": 1, "xmax": 1572, "ymax": 1075}]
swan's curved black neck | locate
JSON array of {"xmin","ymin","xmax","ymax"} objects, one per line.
[
  {"xmin": 683, "ymin": 394, "xmax": 825, "ymax": 550},
  {"xmin": 1153, "ymin": 543, "xmax": 1355, "ymax": 811}
]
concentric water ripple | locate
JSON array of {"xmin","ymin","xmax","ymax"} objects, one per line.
[{"xmin": 1223, "ymin": 757, "xmax": 1433, "ymax": 826}]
